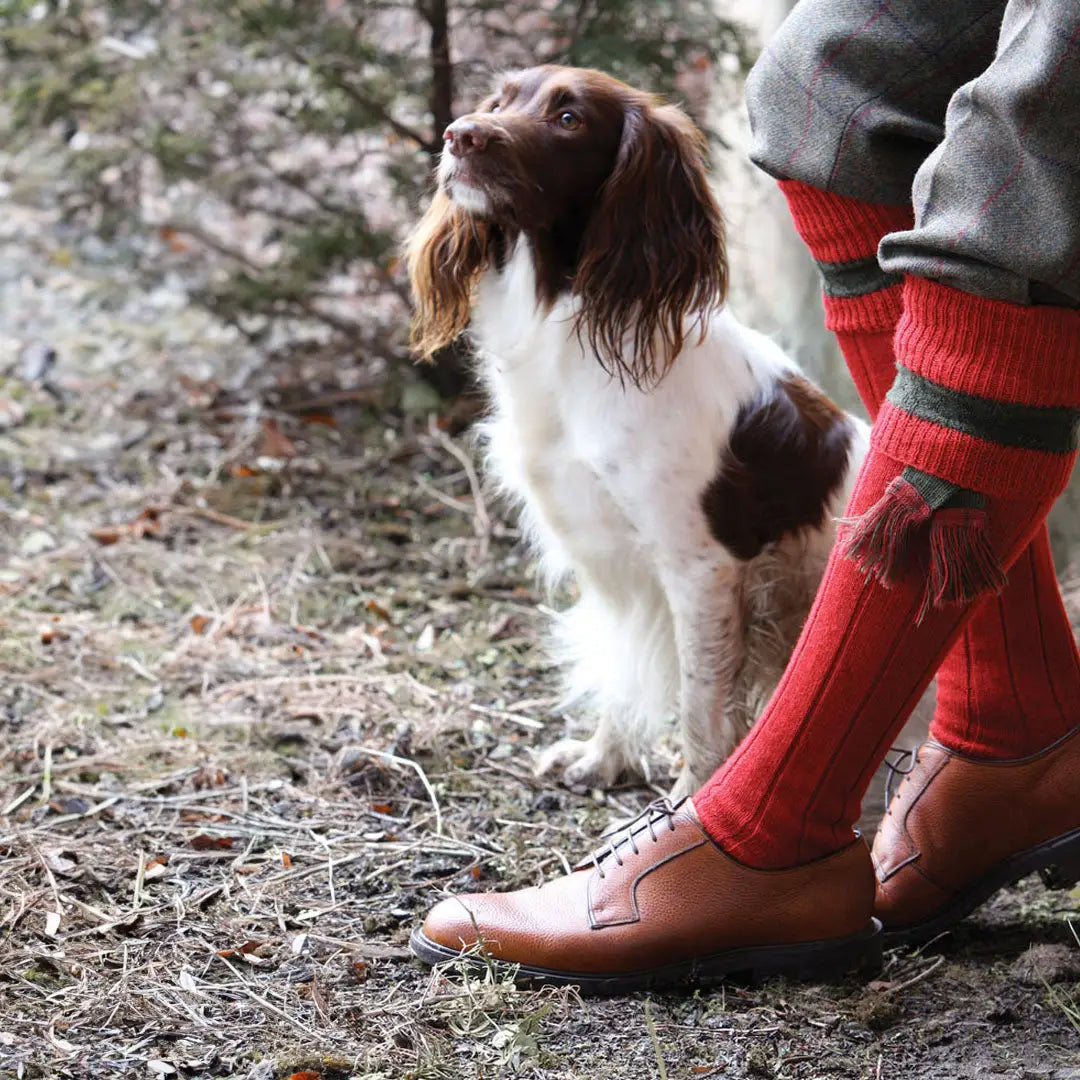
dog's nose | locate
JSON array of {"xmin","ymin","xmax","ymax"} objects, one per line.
[{"xmin": 444, "ymin": 119, "xmax": 490, "ymax": 157}]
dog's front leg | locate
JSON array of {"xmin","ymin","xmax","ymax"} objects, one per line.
[{"xmin": 662, "ymin": 561, "xmax": 747, "ymax": 800}]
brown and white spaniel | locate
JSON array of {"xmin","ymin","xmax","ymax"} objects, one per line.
[{"xmin": 407, "ymin": 66, "xmax": 870, "ymax": 796}]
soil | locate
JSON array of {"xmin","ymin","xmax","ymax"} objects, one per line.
[{"xmin": 2, "ymin": 142, "xmax": 1079, "ymax": 1080}]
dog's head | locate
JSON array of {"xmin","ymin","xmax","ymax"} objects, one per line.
[{"xmin": 407, "ymin": 65, "xmax": 727, "ymax": 386}]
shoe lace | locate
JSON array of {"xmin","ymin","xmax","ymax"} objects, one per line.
[
  {"xmin": 592, "ymin": 797, "xmax": 681, "ymax": 879},
  {"xmin": 882, "ymin": 746, "xmax": 917, "ymax": 810}
]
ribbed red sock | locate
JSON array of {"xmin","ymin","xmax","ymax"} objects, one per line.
[
  {"xmin": 777, "ymin": 180, "xmax": 1080, "ymax": 761},
  {"xmin": 695, "ymin": 279, "xmax": 1080, "ymax": 868}
]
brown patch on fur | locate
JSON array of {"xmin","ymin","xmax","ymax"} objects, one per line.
[
  {"xmin": 405, "ymin": 66, "xmax": 727, "ymax": 384},
  {"xmin": 701, "ymin": 374, "xmax": 854, "ymax": 561}
]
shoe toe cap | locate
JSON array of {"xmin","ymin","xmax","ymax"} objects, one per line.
[{"xmin": 419, "ymin": 894, "xmax": 484, "ymax": 952}]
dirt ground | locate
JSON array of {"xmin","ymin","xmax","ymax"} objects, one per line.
[{"xmin": 3, "ymin": 148, "xmax": 1080, "ymax": 1080}]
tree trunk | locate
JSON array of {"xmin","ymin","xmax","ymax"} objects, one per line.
[
  {"xmin": 428, "ymin": 0, "xmax": 453, "ymax": 165},
  {"xmin": 415, "ymin": 0, "xmax": 472, "ymax": 398}
]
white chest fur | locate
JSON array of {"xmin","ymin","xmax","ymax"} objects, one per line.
[{"xmin": 467, "ymin": 238, "xmax": 868, "ymax": 794}]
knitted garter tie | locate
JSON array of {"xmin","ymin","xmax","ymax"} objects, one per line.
[
  {"xmin": 841, "ymin": 365, "xmax": 1080, "ymax": 622},
  {"xmin": 840, "ymin": 467, "xmax": 1006, "ymax": 622}
]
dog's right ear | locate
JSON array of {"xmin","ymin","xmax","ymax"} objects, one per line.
[{"xmin": 405, "ymin": 191, "xmax": 491, "ymax": 360}]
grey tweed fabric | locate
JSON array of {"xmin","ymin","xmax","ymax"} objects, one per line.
[{"xmin": 745, "ymin": 0, "xmax": 1080, "ymax": 306}]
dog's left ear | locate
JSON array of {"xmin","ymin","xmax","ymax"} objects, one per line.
[{"xmin": 575, "ymin": 103, "xmax": 727, "ymax": 388}]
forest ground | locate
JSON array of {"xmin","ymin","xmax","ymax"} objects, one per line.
[{"xmin": 2, "ymin": 143, "xmax": 1080, "ymax": 1080}]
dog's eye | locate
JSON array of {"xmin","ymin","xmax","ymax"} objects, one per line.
[{"xmin": 557, "ymin": 111, "xmax": 581, "ymax": 130}]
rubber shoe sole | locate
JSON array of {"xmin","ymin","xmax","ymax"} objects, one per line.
[
  {"xmin": 881, "ymin": 825, "xmax": 1080, "ymax": 947},
  {"xmin": 410, "ymin": 919, "xmax": 882, "ymax": 994}
]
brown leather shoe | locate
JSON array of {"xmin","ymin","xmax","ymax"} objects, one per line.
[
  {"xmin": 873, "ymin": 730, "xmax": 1080, "ymax": 945},
  {"xmin": 411, "ymin": 798, "xmax": 881, "ymax": 992}
]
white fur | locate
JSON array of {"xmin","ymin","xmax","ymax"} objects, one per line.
[{"xmin": 470, "ymin": 236, "xmax": 870, "ymax": 794}]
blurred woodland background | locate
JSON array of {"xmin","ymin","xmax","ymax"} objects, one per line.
[{"xmin": 6, "ymin": 0, "xmax": 1076, "ymax": 557}]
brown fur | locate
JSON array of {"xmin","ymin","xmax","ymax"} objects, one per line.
[
  {"xmin": 701, "ymin": 374, "xmax": 855, "ymax": 561},
  {"xmin": 405, "ymin": 66, "xmax": 728, "ymax": 387}
]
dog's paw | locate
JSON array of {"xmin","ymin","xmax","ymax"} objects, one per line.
[
  {"xmin": 667, "ymin": 763, "xmax": 715, "ymax": 803},
  {"xmin": 666, "ymin": 768, "xmax": 698, "ymax": 803},
  {"xmin": 535, "ymin": 737, "xmax": 626, "ymax": 790}
]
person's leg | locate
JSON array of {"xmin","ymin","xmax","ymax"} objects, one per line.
[
  {"xmin": 694, "ymin": 286, "xmax": 1080, "ymax": 866},
  {"xmin": 751, "ymin": 0, "xmax": 1080, "ymax": 766},
  {"xmin": 697, "ymin": 0, "xmax": 1080, "ymax": 871},
  {"xmin": 780, "ymin": 178, "xmax": 1080, "ymax": 763}
]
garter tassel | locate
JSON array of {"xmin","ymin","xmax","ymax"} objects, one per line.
[{"xmin": 840, "ymin": 466, "xmax": 1007, "ymax": 621}]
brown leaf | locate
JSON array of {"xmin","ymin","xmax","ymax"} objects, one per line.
[
  {"xmin": 189, "ymin": 835, "xmax": 234, "ymax": 851},
  {"xmin": 159, "ymin": 226, "xmax": 192, "ymax": 254},
  {"xmin": 190, "ymin": 614, "xmax": 211, "ymax": 636},
  {"xmin": 191, "ymin": 767, "xmax": 227, "ymax": 790},
  {"xmin": 286, "ymin": 1073, "xmax": 321, "ymax": 1080},
  {"xmin": 90, "ymin": 507, "xmax": 163, "ymax": 546},
  {"xmin": 281, "ymin": 852, "xmax": 292, "ymax": 869},
  {"xmin": 351, "ymin": 960, "xmax": 368, "ymax": 983},
  {"xmin": 299, "ymin": 411, "xmax": 336, "ymax": 427},
  {"xmin": 89, "ymin": 526, "xmax": 123, "ymax": 546},
  {"xmin": 366, "ymin": 599, "xmax": 392, "ymax": 623},
  {"xmin": 371, "ymin": 802, "xmax": 393, "ymax": 815},
  {"xmin": 259, "ymin": 417, "xmax": 297, "ymax": 459},
  {"xmin": 310, "ymin": 975, "xmax": 330, "ymax": 1021}
]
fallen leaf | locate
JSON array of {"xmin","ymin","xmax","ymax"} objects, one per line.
[
  {"xmin": 146, "ymin": 1060, "xmax": 176, "ymax": 1076},
  {"xmin": 90, "ymin": 507, "xmax": 163, "ymax": 546},
  {"xmin": 190, "ymin": 614, "xmax": 211, "ymax": 635},
  {"xmin": 310, "ymin": 975, "xmax": 330, "ymax": 1021},
  {"xmin": 159, "ymin": 225, "xmax": 191, "ymax": 254},
  {"xmin": 88, "ymin": 526, "xmax": 123, "ymax": 546},
  {"xmin": 281, "ymin": 852, "xmax": 292, "ymax": 869},
  {"xmin": 189, "ymin": 834, "xmax": 234, "ymax": 851},
  {"xmin": 299, "ymin": 411, "xmax": 336, "ymax": 427},
  {"xmin": 351, "ymin": 960, "xmax": 368, "ymax": 982},
  {"xmin": 366, "ymin": 599, "xmax": 392, "ymax": 623},
  {"xmin": 259, "ymin": 417, "xmax": 297, "ymax": 459},
  {"xmin": 285, "ymin": 1072, "xmax": 320, "ymax": 1080}
]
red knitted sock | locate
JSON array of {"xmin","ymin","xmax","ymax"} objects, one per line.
[
  {"xmin": 779, "ymin": 180, "xmax": 1080, "ymax": 762},
  {"xmin": 694, "ymin": 279, "xmax": 1080, "ymax": 868}
]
